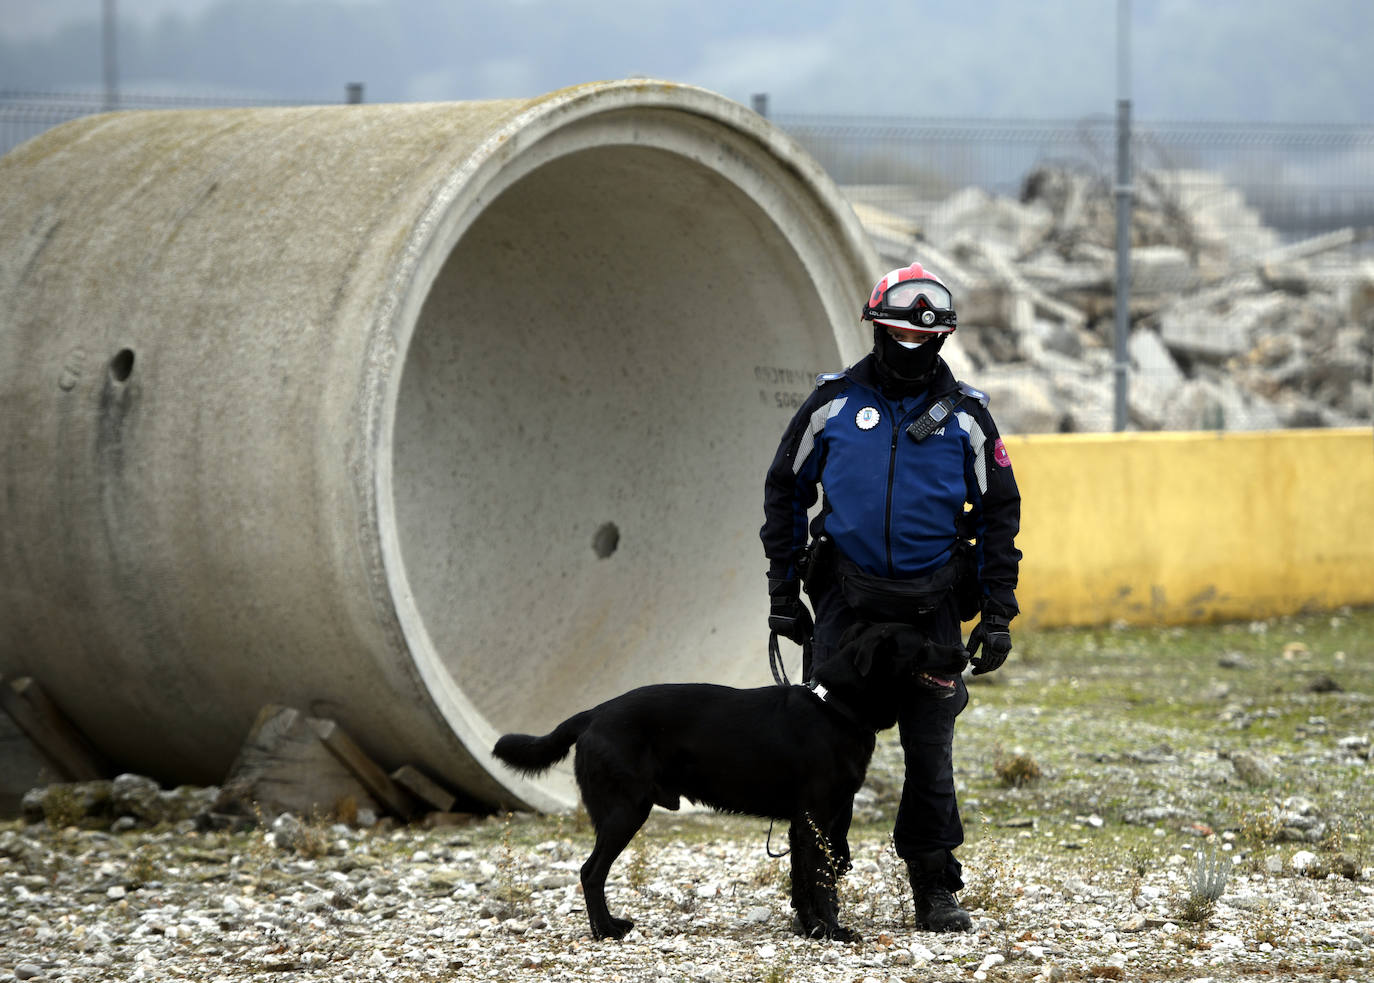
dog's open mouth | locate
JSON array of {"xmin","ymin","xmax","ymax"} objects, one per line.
[{"xmin": 917, "ymin": 671, "xmax": 959, "ymax": 698}]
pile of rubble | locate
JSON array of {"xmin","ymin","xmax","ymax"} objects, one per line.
[
  {"xmin": 847, "ymin": 166, "xmax": 1374, "ymax": 435},
  {"xmin": 1, "ymin": 671, "xmax": 470, "ymax": 832}
]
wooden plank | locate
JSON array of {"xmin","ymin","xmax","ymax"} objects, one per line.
[
  {"xmin": 218, "ymin": 705, "xmax": 380, "ymax": 821},
  {"xmin": 0, "ymin": 676, "xmax": 108, "ymax": 781},
  {"xmin": 309, "ymin": 717, "xmax": 418, "ymax": 821},
  {"xmin": 0, "ymin": 693, "xmax": 65, "ymax": 817},
  {"xmin": 390, "ymin": 764, "xmax": 456, "ymax": 814}
]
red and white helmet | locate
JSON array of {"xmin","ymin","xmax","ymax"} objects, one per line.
[{"xmin": 861, "ymin": 262, "xmax": 957, "ymax": 334}]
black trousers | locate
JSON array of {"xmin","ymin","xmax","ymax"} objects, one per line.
[{"xmin": 807, "ymin": 576, "xmax": 969, "ymax": 890}]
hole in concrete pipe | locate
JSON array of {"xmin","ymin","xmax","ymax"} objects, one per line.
[
  {"xmin": 592, "ymin": 522, "xmax": 620, "ymax": 559},
  {"xmin": 109, "ymin": 348, "xmax": 135, "ymax": 382}
]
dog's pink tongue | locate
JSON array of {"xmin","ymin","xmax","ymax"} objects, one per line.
[{"xmin": 921, "ymin": 672, "xmax": 955, "ymax": 689}]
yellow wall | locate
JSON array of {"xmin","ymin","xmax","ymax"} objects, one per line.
[{"xmin": 1004, "ymin": 428, "xmax": 1374, "ymax": 628}]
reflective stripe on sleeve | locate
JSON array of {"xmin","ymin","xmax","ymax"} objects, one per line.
[
  {"xmin": 956, "ymin": 409, "xmax": 988, "ymax": 495},
  {"xmin": 792, "ymin": 396, "xmax": 848, "ymax": 475}
]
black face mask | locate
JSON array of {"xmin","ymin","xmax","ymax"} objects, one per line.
[{"xmin": 873, "ymin": 326, "xmax": 946, "ymax": 390}]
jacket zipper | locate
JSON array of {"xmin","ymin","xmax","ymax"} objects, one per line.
[
  {"xmin": 883, "ymin": 403, "xmax": 925, "ymax": 578},
  {"xmin": 883, "ymin": 420, "xmax": 899, "ymax": 577}
]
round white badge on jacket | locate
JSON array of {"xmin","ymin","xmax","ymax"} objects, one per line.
[{"xmin": 855, "ymin": 406, "xmax": 880, "ymax": 430}]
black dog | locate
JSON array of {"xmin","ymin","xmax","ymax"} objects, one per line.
[{"xmin": 492, "ymin": 623, "xmax": 967, "ymax": 941}]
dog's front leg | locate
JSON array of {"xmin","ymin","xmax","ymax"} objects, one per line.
[
  {"xmin": 827, "ymin": 799, "xmax": 855, "ymax": 879},
  {"xmin": 788, "ymin": 816, "xmax": 859, "ymax": 943},
  {"xmin": 787, "ymin": 819, "xmax": 819, "ymax": 934}
]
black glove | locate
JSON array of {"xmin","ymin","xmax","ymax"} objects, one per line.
[
  {"xmin": 966, "ymin": 613, "xmax": 1011, "ymax": 675},
  {"xmin": 768, "ymin": 578, "xmax": 814, "ymax": 645}
]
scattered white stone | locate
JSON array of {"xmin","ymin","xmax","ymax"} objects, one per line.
[
  {"xmin": 1118, "ymin": 913, "xmax": 1148, "ymax": 932},
  {"xmin": 909, "ymin": 941, "xmax": 936, "ymax": 963},
  {"xmin": 977, "ymin": 952, "xmax": 1006, "ymax": 973},
  {"xmin": 1291, "ymin": 850, "xmax": 1319, "ymax": 873}
]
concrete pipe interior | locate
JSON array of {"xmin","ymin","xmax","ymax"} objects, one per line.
[
  {"xmin": 0, "ymin": 81, "xmax": 878, "ymax": 812},
  {"xmin": 398, "ymin": 145, "xmax": 816, "ymax": 732}
]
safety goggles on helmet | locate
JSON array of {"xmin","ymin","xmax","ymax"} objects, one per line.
[{"xmin": 862, "ymin": 278, "xmax": 957, "ymax": 330}]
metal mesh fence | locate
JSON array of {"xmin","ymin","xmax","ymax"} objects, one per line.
[
  {"xmin": 2, "ymin": 94, "xmax": 1370, "ymax": 433},
  {"xmin": 778, "ymin": 114, "xmax": 1374, "ymax": 434},
  {"xmin": 781, "ymin": 115, "xmax": 1374, "ymax": 242},
  {"xmin": 0, "ymin": 90, "xmax": 333, "ymax": 157}
]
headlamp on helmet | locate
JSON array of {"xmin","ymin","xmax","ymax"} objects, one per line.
[{"xmin": 861, "ymin": 262, "xmax": 957, "ymax": 333}]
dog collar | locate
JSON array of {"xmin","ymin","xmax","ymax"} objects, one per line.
[{"xmin": 804, "ymin": 681, "xmax": 872, "ymax": 733}]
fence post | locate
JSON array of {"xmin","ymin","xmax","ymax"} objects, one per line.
[
  {"xmin": 102, "ymin": 0, "xmax": 119, "ymax": 112},
  {"xmin": 1113, "ymin": 0, "xmax": 1133, "ymax": 431},
  {"xmin": 1113, "ymin": 98, "xmax": 1132, "ymax": 431}
]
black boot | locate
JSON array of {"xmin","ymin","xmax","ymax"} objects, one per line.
[{"xmin": 907, "ymin": 850, "xmax": 972, "ymax": 932}]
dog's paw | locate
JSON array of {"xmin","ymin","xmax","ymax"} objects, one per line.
[
  {"xmin": 792, "ymin": 916, "xmax": 860, "ymax": 943},
  {"xmin": 610, "ymin": 916, "xmax": 634, "ymax": 938},
  {"xmin": 827, "ymin": 924, "xmax": 861, "ymax": 943},
  {"xmin": 592, "ymin": 916, "xmax": 635, "ymax": 941}
]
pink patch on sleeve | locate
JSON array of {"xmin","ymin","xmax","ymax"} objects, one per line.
[{"xmin": 993, "ymin": 438, "xmax": 1011, "ymax": 468}]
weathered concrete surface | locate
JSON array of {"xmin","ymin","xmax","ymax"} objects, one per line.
[{"xmin": 0, "ymin": 80, "xmax": 879, "ymax": 811}]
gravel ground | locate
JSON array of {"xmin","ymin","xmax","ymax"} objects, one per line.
[
  {"xmin": 1, "ymin": 805, "xmax": 1371, "ymax": 983},
  {"xmin": 4, "ymin": 612, "xmax": 1373, "ymax": 982}
]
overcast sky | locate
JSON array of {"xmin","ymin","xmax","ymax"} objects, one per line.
[{"xmin": 1, "ymin": 0, "xmax": 1371, "ymax": 123}]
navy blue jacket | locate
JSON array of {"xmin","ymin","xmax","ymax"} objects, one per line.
[{"xmin": 761, "ymin": 355, "xmax": 1021, "ymax": 616}]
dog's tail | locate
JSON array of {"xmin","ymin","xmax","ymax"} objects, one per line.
[{"xmin": 491, "ymin": 708, "xmax": 597, "ymax": 776}]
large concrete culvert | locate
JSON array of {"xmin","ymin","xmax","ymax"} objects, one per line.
[{"xmin": 0, "ymin": 80, "xmax": 878, "ymax": 811}]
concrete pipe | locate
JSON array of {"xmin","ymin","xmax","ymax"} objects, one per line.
[{"xmin": 0, "ymin": 80, "xmax": 878, "ymax": 811}]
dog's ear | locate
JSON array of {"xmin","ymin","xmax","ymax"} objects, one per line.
[
  {"xmin": 851, "ymin": 638, "xmax": 875, "ymax": 677},
  {"xmin": 837, "ymin": 621, "xmax": 869, "ymax": 653},
  {"xmin": 848, "ymin": 622, "xmax": 899, "ymax": 676}
]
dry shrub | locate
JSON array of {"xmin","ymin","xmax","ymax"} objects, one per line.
[{"xmin": 993, "ymin": 748, "xmax": 1043, "ymax": 788}]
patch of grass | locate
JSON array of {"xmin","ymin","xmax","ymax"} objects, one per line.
[
  {"xmin": 490, "ymin": 814, "xmax": 533, "ymax": 911},
  {"xmin": 625, "ymin": 843, "xmax": 652, "ymax": 892},
  {"xmin": 993, "ymin": 747, "xmax": 1043, "ymax": 788},
  {"xmin": 1247, "ymin": 900, "xmax": 1289, "ymax": 948},
  {"xmin": 126, "ymin": 843, "xmax": 160, "ymax": 887},
  {"xmin": 761, "ymin": 951, "xmax": 791, "ymax": 983},
  {"xmin": 875, "ymin": 838, "xmax": 915, "ymax": 929},
  {"xmin": 945, "ymin": 609, "xmax": 1373, "ymax": 857},
  {"xmin": 295, "ymin": 816, "xmax": 333, "ymax": 860},
  {"xmin": 959, "ymin": 817, "xmax": 1019, "ymax": 918},
  {"xmin": 1237, "ymin": 803, "xmax": 1285, "ymax": 848},
  {"xmin": 840, "ymin": 837, "xmax": 914, "ymax": 929},
  {"xmin": 748, "ymin": 848, "xmax": 791, "ymax": 896},
  {"xmin": 40, "ymin": 786, "xmax": 88, "ymax": 830}
]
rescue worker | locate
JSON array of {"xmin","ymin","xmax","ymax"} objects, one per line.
[{"xmin": 760, "ymin": 261, "xmax": 1021, "ymax": 932}]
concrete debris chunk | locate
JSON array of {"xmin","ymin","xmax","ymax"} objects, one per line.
[
  {"xmin": 214, "ymin": 705, "xmax": 385, "ymax": 822},
  {"xmin": 848, "ymin": 166, "xmax": 1372, "ymax": 436}
]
